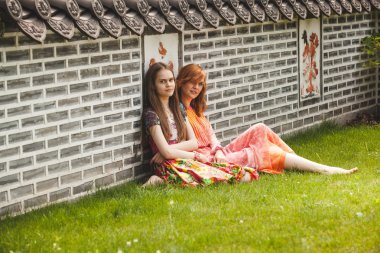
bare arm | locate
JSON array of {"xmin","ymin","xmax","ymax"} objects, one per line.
[
  {"xmin": 168, "ymin": 120, "xmax": 197, "ymax": 151},
  {"xmin": 149, "ymin": 123, "xmax": 197, "ymax": 160}
]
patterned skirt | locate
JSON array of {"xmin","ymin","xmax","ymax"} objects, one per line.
[{"xmin": 154, "ymin": 159, "xmax": 259, "ymax": 186}]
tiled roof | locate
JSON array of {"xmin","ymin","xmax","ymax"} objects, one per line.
[{"xmin": 0, "ymin": 0, "xmax": 378, "ymax": 43}]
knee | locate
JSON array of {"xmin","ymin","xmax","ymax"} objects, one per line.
[{"xmin": 254, "ymin": 123, "xmax": 269, "ymax": 131}]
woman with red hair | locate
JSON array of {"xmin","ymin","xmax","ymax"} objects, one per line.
[{"xmin": 175, "ymin": 63, "xmax": 357, "ymax": 175}]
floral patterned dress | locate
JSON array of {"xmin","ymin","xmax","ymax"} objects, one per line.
[
  {"xmin": 185, "ymin": 106, "xmax": 295, "ymax": 174},
  {"xmin": 143, "ymin": 107, "xmax": 259, "ymax": 186}
]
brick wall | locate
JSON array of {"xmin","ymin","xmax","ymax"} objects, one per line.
[
  {"xmin": 0, "ymin": 29, "xmax": 144, "ymax": 216},
  {"xmin": 0, "ymin": 13, "xmax": 378, "ymax": 217},
  {"xmin": 183, "ymin": 14, "xmax": 378, "ymax": 146}
]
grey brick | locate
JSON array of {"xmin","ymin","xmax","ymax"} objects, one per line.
[
  {"xmin": 92, "ymin": 79, "xmax": 111, "ymax": 90},
  {"xmin": 84, "ymin": 166, "xmax": 103, "ymax": 179},
  {"xmin": 0, "ymin": 65, "xmax": 16, "ymax": 76},
  {"xmin": 80, "ymin": 43, "xmax": 100, "ymax": 54},
  {"xmin": 0, "ymin": 191, "xmax": 7, "ymax": 203},
  {"xmin": 71, "ymin": 156, "xmax": 92, "ymax": 169},
  {"xmin": 0, "ymin": 147, "xmax": 19, "ymax": 158},
  {"xmin": 10, "ymin": 184, "xmax": 33, "ymax": 199},
  {"xmin": 71, "ymin": 106, "xmax": 91, "ymax": 118},
  {"xmin": 68, "ymin": 57, "xmax": 89, "ymax": 67},
  {"xmin": 113, "ymin": 76, "xmax": 130, "ymax": 86},
  {"xmin": 23, "ymin": 141, "xmax": 45, "ymax": 153},
  {"xmin": 36, "ymin": 151, "xmax": 58, "ymax": 163},
  {"xmin": 94, "ymin": 127, "xmax": 112, "ymax": 138},
  {"xmin": 36, "ymin": 178, "xmax": 58, "ymax": 192},
  {"xmin": 48, "ymin": 136, "xmax": 69, "ymax": 148},
  {"xmin": 94, "ymin": 151, "xmax": 111, "ymax": 163},
  {"xmin": 34, "ymin": 101, "xmax": 56, "ymax": 112},
  {"xmin": 48, "ymin": 161, "xmax": 69, "ymax": 174},
  {"xmin": 102, "ymin": 64, "xmax": 121, "ymax": 75},
  {"xmin": 70, "ymin": 82, "xmax": 90, "ymax": 93},
  {"xmin": 83, "ymin": 117, "xmax": 102, "ymax": 128},
  {"xmin": 93, "ymin": 103, "xmax": 112, "ymax": 114},
  {"xmin": 45, "ymin": 60, "xmax": 65, "ymax": 70},
  {"xmin": 6, "ymin": 49, "xmax": 30, "ymax": 62},
  {"xmin": 35, "ymin": 126, "xmax": 57, "ymax": 138},
  {"xmin": 57, "ymin": 71, "xmax": 78, "ymax": 82},
  {"xmin": 83, "ymin": 141, "xmax": 103, "ymax": 152},
  {"xmin": 73, "ymin": 181, "xmax": 94, "ymax": 195},
  {"xmin": 24, "ymin": 195, "xmax": 48, "ymax": 209},
  {"xmin": 105, "ymin": 136, "xmax": 123, "ymax": 147},
  {"xmin": 61, "ymin": 146, "xmax": 81, "ymax": 158},
  {"xmin": 8, "ymin": 131, "xmax": 32, "ymax": 144},
  {"xmin": 0, "ymin": 203, "xmax": 22, "ymax": 217},
  {"xmin": 49, "ymin": 188, "xmax": 71, "ymax": 202},
  {"xmin": 33, "ymin": 74, "xmax": 55, "ymax": 86},
  {"xmin": 80, "ymin": 68, "xmax": 100, "ymax": 79},
  {"xmin": 82, "ymin": 93, "xmax": 101, "ymax": 102},
  {"xmin": 124, "ymin": 109, "xmax": 141, "ymax": 118},
  {"xmin": 112, "ymin": 52, "xmax": 130, "ymax": 61},
  {"xmin": 95, "ymin": 175, "xmax": 114, "ymax": 188},
  {"xmin": 91, "ymin": 55, "xmax": 110, "ymax": 64},
  {"xmin": 123, "ymin": 84, "xmax": 140, "ymax": 95},
  {"xmin": 184, "ymin": 43, "xmax": 199, "ymax": 52},
  {"xmin": 56, "ymin": 45, "xmax": 77, "ymax": 56},
  {"xmin": 20, "ymin": 63, "xmax": 43, "ymax": 74},
  {"xmin": 32, "ymin": 47, "xmax": 54, "ymax": 60},
  {"xmin": 71, "ymin": 131, "xmax": 91, "ymax": 143},
  {"xmin": 0, "ymin": 136, "xmax": 5, "ymax": 146},
  {"xmin": 61, "ymin": 172, "xmax": 82, "ymax": 185},
  {"xmin": 23, "ymin": 167, "xmax": 46, "ymax": 181},
  {"xmin": 9, "ymin": 157, "xmax": 33, "ymax": 170},
  {"xmin": 103, "ymin": 89, "xmax": 121, "ymax": 98},
  {"xmin": 20, "ymin": 90, "xmax": 43, "ymax": 102},
  {"xmin": 0, "ymin": 94, "xmax": 18, "ymax": 105},
  {"xmin": 116, "ymin": 168, "xmax": 133, "ymax": 182},
  {"xmin": 46, "ymin": 86, "xmax": 68, "ymax": 97},
  {"xmin": 113, "ymin": 147, "xmax": 132, "ymax": 159},
  {"xmin": 0, "ymin": 173, "xmax": 19, "ymax": 186},
  {"xmin": 60, "ymin": 121, "xmax": 81, "ymax": 132},
  {"xmin": 7, "ymin": 77, "xmax": 30, "ymax": 90},
  {"xmin": 122, "ymin": 38, "xmax": 139, "ymax": 49}
]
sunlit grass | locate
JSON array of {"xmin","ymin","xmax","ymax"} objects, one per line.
[{"xmin": 0, "ymin": 123, "xmax": 379, "ymax": 253}]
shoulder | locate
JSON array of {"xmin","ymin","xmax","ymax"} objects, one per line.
[{"xmin": 143, "ymin": 108, "xmax": 160, "ymax": 128}]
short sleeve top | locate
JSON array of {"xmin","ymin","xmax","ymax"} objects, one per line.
[{"xmin": 143, "ymin": 105, "xmax": 187, "ymax": 154}]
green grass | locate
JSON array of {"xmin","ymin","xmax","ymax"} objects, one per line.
[{"xmin": 1, "ymin": 123, "xmax": 379, "ymax": 253}]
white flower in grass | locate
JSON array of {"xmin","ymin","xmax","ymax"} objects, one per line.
[
  {"xmin": 356, "ymin": 212, "xmax": 364, "ymax": 217},
  {"xmin": 156, "ymin": 250, "xmax": 161, "ymax": 253},
  {"xmin": 349, "ymin": 192, "xmax": 353, "ymax": 196},
  {"xmin": 117, "ymin": 249, "xmax": 123, "ymax": 253},
  {"xmin": 239, "ymin": 220, "xmax": 244, "ymax": 224},
  {"xmin": 126, "ymin": 241, "xmax": 132, "ymax": 246},
  {"xmin": 133, "ymin": 238, "xmax": 138, "ymax": 243},
  {"xmin": 169, "ymin": 200, "xmax": 174, "ymax": 205}
]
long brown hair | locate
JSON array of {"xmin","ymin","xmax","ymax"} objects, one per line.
[
  {"xmin": 144, "ymin": 62, "xmax": 187, "ymax": 142},
  {"xmin": 177, "ymin": 64, "xmax": 207, "ymax": 116}
]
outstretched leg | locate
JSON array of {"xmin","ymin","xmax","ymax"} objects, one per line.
[{"xmin": 284, "ymin": 153, "xmax": 358, "ymax": 174}]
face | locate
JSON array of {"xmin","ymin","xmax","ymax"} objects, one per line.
[
  {"xmin": 155, "ymin": 69, "xmax": 175, "ymax": 98},
  {"xmin": 181, "ymin": 78, "xmax": 205, "ymax": 101}
]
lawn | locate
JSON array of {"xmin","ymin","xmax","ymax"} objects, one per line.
[{"xmin": 0, "ymin": 123, "xmax": 379, "ymax": 253}]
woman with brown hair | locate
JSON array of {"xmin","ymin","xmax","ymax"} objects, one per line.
[
  {"xmin": 176, "ymin": 63, "xmax": 357, "ymax": 175},
  {"xmin": 142, "ymin": 62, "xmax": 258, "ymax": 186}
]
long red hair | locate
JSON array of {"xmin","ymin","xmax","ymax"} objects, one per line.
[
  {"xmin": 177, "ymin": 64, "xmax": 207, "ymax": 116},
  {"xmin": 144, "ymin": 62, "xmax": 187, "ymax": 142}
]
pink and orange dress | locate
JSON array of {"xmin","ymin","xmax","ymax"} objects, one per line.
[
  {"xmin": 186, "ymin": 106, "xmax": 294, "ymax": 174},
  {"xmin": 143, "ymin": 107, "xmax": 259, "ymax": 186}
]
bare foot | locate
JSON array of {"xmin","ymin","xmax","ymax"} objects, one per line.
[
  {"xmin": 322, "ymin": 167, "xmax": 358, "ymax": 175},
  {"xmin": 240, "ymin": 171, "xmax": 251, "ymax": 182},
  {"xmin": 142, "ymin": 175, "xmax": 164, "ymax": 187}
]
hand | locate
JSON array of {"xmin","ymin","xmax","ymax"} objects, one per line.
[
  {"xmin": 150, "ymin": 152, "xmax": 165, "ymax": 165},
  {"xmin": 194, "ymin": 152, "xmax": 208, "ymax": 163},
  {"xmin": 214, "ymin": 150, "xmax": 227, "ymax": 163}
]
